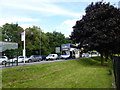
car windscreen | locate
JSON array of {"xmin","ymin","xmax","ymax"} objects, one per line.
[
  {"xmin": 0, "ymin": 56, "xmax": 6, "ymax": 58},
  {"xmin": 48, "ymin": 55, "xmax": 53, "ymax": 57},
  {"xmin": 19, "ymin": 56, "xmax": 24, "ymax": 58}
]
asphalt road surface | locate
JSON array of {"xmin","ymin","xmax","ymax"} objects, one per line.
[{"xmin": 0, "ymin": 58, "xmax": 85, "ymax": 69}]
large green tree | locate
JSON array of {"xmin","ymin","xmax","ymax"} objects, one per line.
[
  {"xmin": 46, "ymin": 31, "xmax": 72, "ymax": 54},
  {"xmin": 1, "ymin": 23, "xmax": 24, "ymax": 56},
  {"xmin": 25, "ymin": 26, "xmax": 50, "ymax": 56},
  {"xmin": 71, "ymin": 1, "xmax": 120, "ymax": 65}
]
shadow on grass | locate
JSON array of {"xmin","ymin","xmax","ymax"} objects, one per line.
[
  {"xmin": 76, "ymin": 57, "xmax": 101, "ymax": 66},
  {"xmin": 91, "ymin": 56, "xmax": 101, "ymax": 61}
]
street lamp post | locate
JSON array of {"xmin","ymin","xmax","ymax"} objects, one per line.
[
  {"xmin": 21, "ymin": 30, "xmax": 26, "ymax": 64},
  {"xmin": 23, "ymin": 30, "xmax": 26, "ymax": 63}
]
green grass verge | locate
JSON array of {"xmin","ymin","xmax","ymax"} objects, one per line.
[{"xmin": 2, "ymin": 57, "xmax": 114, "ymax": 88}]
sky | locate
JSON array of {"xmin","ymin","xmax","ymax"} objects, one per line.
[{"xmin": 0, "ymin": 0, "xmax": 119, "ymax": 37}]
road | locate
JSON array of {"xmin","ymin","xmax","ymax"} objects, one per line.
[
  {"xmin": 0, "ymin": 55, "xmax": 99, "ymax": 70},
  {"xmin": 0, "ymin": 58, "xmax": 84, "ymax": 69}
]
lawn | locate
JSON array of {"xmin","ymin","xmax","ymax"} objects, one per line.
[{"xmin": 2, "ymin": 57, "xmax": 114, "ymax": 88}]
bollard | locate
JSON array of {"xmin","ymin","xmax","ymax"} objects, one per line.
[
  {"xmin": 5, "ymin": 62, "xmax": 7, "ymax": 67},
  {"xmin": 12, "ymin": 59, "xmax": 13, "ymax": 66}
]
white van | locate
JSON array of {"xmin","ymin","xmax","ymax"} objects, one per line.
[{"xmin": 46, "ymin": 54, "xmax": 58, "ymax": 60}]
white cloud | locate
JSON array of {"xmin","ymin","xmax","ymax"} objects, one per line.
[
  {"xmin": 20, "ymin": 24, "xmax": 34, "ymax": 29},
  {"xmin": 56, "ymin": 19, "xmax": 79, "ymax": 37},
  {"xmin": 0, "ymin": 17, "xmax": 39, "ymax": 26},
  {"xmin": 46, "ymin": 0, "xmax": 119, "ymax": 2},
  {"xmin": 2, "ymin": 0, "xmax": 119, "ymax": 3},
  {"xmin": 1, "ymin": 0, "xmax": 119, "ymax": 34},
  {"xmin": 1, "ymin": 0, "xmax": 118, "ymax": 18},
  {"xmin": 1, "ymin": 0, "xmax": 84, "ymax": 18}
]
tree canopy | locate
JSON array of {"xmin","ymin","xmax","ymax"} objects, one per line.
[
  {"xmin": 1, "ymin": 23, "xmax": 24, "ymax": 56},
  {"xmin": 46, "ymin": 31, "xmax": 72, "ymax": 54},
  {"xmin": 71, "ymin": 1, "xmax": 120, "ymax": 65},
  {"xmin": 25, "ymin": 26, "xmax": 51, "ymax": 56},
  {"xmin": 2, "ymin": 23, "xmax": 24, "ymax": 42},
  {"xmin": 1, "ymin": 23, "xmax": 72, "ymax": 57}
]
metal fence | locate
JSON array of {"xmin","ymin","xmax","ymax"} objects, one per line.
[
  {"xmin": 112, "ymin": 56, "xmax": 120, "ymax": 89},
  {"xmin": 4, "ymin": 61, "xmax": 18, "ymax": 67}
]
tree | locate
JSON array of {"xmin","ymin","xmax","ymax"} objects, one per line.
[
  {"xmin": 46, "ymin": 31, "xmax": 72, "ymax": 54},
  {"xmin": 2, "ymin": 23, "xmax": 24, "ymax": 55},
  {"xmin": 71, "ymin": 1, "xmax": 120, "ymax": 65},
  {"xmin": 2, "ymin": 23, "xmax": 24, "ymax": 42},
  {"xmin": 25, "ymin": 26, "xmax": 50, "ymax": 56},
  {"xmin": 0, "ymin": 27, "xmax": 2, "ymax": 41}
]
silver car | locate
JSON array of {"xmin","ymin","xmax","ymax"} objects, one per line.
[{"xmin": 27, "ymin": 55, "xmax": 42, "ymax": 62}]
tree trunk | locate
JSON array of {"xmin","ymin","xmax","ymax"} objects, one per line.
[
  {"xmin": 101, "ymin": 53, "xmax": 104, "ymax": 65},
  {"xmin": 105, "ymin": 53, "xmax": 109, "ymax": 62}
]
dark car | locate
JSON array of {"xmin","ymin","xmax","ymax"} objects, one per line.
[{"xmin": 40, "ymin": 55, "xmax": 47, "ymax": 60}]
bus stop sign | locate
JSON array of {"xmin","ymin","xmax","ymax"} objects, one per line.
[{"xmin": 56, "ymin": 47, "xmax": 60, "ymax": 53}]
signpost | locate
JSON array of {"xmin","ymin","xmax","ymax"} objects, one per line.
[
  {"xmin": 0, "ymin": 41, "xmax": 18, "ymax": 52},
  {"xmin": 56, "ymin": 47, "xmax": 60, "ymax": 53}
]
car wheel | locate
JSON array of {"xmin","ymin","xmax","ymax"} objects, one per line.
[
  {"xmin": 28, "ymin": 60, "xmax": 31, "ymax": 63},
  {"xmin": 2, "ymin": 61, "xmax": 6, "ymax": 65},
  {"xmin": 14, "ymin": 60, "xmax": 17, "ymax": 63}
]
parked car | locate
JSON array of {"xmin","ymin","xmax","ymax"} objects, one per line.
[
  {"xmin": 35, "ymin": 55, "xmax": 42, "ymax": 61},
  {"xmin": 27, "ymin": 55, "xmax": 42, "ymax": 62},
  {"xmin": 10, "ymin": 56, "xmax": 28, "ymax": 63},
  {"xmin": 46, "ymin": 54, "xmax": 58, "ymax": 60},
  {"xmin": 60, "ymin": 55, "xmax": 71, "ymax": 59},
  {"xmin": 0, "ymin": 56, "xmax": 8, "ymax": 65},
  {"xmin": 82, "ymin": 53, "xmax": 89, "ymax": 57},
  {"xmin": 40, "ymin": 55, "xmax": 47, "ymax": 60}
]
